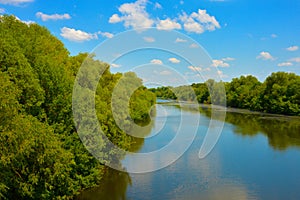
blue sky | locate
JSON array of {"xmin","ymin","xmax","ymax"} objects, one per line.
[{"xmin": 1, "ymin": 0, "xmax": 299, "ymax": 82}]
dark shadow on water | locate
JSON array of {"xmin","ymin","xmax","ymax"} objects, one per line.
[
  {"xmin": 76, "ymin": 168, "xmax": 131, "ymax": 200},
  {"xmin": 76, "ymin": 107, "xmax": 155, "ymax": 200}
]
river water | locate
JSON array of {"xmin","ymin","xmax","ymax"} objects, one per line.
[{"xmin": 77, "ymin": 103, "xmax": 300, "ymax": 200}]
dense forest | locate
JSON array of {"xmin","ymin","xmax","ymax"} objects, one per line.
[
  {"xmin": 150, "ymin": 73, "xmax": 300, "ymax": 116},
  {"xmin": 0, "ymin": 15, "xmax": 155, "ymax": 199}
]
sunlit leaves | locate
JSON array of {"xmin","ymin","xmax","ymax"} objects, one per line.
[{"xmin": 0, "ymin": 15, "xmax": 156, "ymax": 199}]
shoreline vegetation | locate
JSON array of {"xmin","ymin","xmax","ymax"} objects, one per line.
[
  {"xmin": 0, "ymin": 15, "xmax": 299, "ymax": 199},
  {"xmin": 158, "ymin": 101, "xmax": 300, "ymax": 120},
  {"xmin": 150, "ymin": 72, "xmax": 300, "ymax": 116},
  {"xmin": 0, "ymin": 15, "xmax": 155, "ymax": 199}
]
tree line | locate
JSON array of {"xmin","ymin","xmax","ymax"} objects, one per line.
[
  {"xmin": 0, "ymin": 15, "xmax": 155, "ymax": 199},
  {"xmin": 150, "ymin": 73, "xmax": 300, "ymax": 116}
]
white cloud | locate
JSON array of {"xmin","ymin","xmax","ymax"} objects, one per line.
[
  {"xmin": 286, "ymin": 46, "xmax": 299, "ymax": 51},
  {"xmin": 108, "ymin": 0, "xmax": 154, "ymax": 30},
  {"xmin": 143, "ymin": 36, "xmax": 155, "ymax": 42},
  {"xmin": 184, "ymin": 22, "xmax": 203, "ymax": 33},
  {"xmin": 109, "ymin": 14, "xmax": 122, "ymax": 23},
  {"xmin": 211, "ymin": 57, "xmax": 234, "ymax": 67},
  {"xmin": 169, "ymin": 57, "xmax": 180, "ymax": 64},
  {"xmin": 271, "ymin": 34, "xmax": 277, "ymax": 38},
  {"xmin": 189, "ymin": 43, "xmax": 199, "ymax": 48},
  {"xmin": 154, "ymin": 2, "xmax": 162, "ymax": 9},
  {"xmin": 156, "ymin": 18, "xmax": 181, "ymax": 30},
  {"xmin": 108, "ymin": 0, "xmax": 221, "ymax": 35},
  {"xmin": 188, "ymin": 65, "xmax": 202, "ymax": 71},
  {"xmin": 222, "ymin": 57, "xmax": 235, "ymax": 61},
  {"xmin": 98, "ymin": 31, "xmax": 114, "ymax": 38},
  {"xmin": 22, "ymin": 20, "xmax": 35, "ymax": 25},
  {"xmin": 179, "ymin": 9, "xmax": 220, "ymax": 34},
  {"xmin": 256, "ymin": 51, "xmax": 274, "ymax": 60},
  {"xmin": 217, "ymin": 70, "xmax": 227, "ymax": 78},
  {"xmin": 36, "ymin": 12, "xmax": 71, "ymax": 21},
  {"xmin": 0, "ymin": 0, "xmax": 33, "ymax": 5},
  {"xmin": 191, "ymin": 9, "xmax": 220, "ymax": 30},
  {"xmin": 277, "ymin": 62, "xmax": 293, "ymax": 67},
  {"xmin": 261, "ymin": 33, "xmax": 278, "ymax": 40},
  {"xmin": 175, "ymin": 38, "xmax": 187, "ymax": 43},
  {"xmin": 111, "ymin": 63, "xmax": 121, "ymax": 68},
  {"xmin": 60, "ymin": 27, "xmax": 98, "ymax": 42},
  {"xmin": 211, "ymin": 59, "xmax": 230, "ymax": 67},
  {"xmin": 0, "ymin": 8, "xmax": 5, "ymax": 13},
  {"xmin": 108, "ymin": 1, "xmax": 220, "ymax": 35},
  {"xmin": 150, "ymin": 59, "xmax": 163, "ymax": 65},
  {"xmin": 15, "ymin": 16, "xmax": 35, "ymax": 25},
  {"xmin": 180, "ymin": 13, "xmax": 204, "ymax": 34},
  {"xmin": 289, "ymin": 57, "xmax": 300, "ymax": 63}
]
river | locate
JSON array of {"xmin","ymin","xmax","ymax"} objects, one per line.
[{"xmin": 77, "ymin": 102, "xmax": 300, "ymax": 200}]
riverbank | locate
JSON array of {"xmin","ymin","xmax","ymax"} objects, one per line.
[
  {"xmin": 157, "ymin": 100, "xmax": 300, "ymax": 122},
  {"xmin": 150, "ymin": 73, "xmax": 300, "ymax": 116},
  {"xmin": 77, "ymin": 102, "xmax": 300, "ymax": 200}
]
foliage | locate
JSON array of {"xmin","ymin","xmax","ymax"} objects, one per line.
[
  {"xmin": 0, "ymin": 15, "xmax": 155, "ymax": 199},
  {"xmin": 151, "ymin": 73, "xmax": 300, "ymax": 116},
  {"xmin": 149, "ymin": 86, "xmax": 177, "ymax": 100},
  {"xmin": 260, "ymin": 72, "xmax": 300, "ymax": 115},
  {"xmin": 0, "ymin": 115, "xmax": 76, "ymax": 199},
  {"xmin": 226, "ymin": 75, "xmax": 263, "ymax": 110}
]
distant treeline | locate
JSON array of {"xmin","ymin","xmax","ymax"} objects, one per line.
[
  {"xmin": 0, "ymin": 15, "xmax": 155, "ymax": 199},
  {"xmin": 150, "ymin": 72, "xmax": 300, "ymax": 116}
]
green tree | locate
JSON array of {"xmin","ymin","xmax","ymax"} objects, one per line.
[
  {"xmin": 0, "ymin": 32, "xmax": 45, "ymax": 117},
  {"xmin": 0, "ymin": 15, "xmax": 156, "ymax": 199},
  {"xmin": 226, "ymin": 75, "xmax": 262, "ymax": 110},
  {"xmin": 0, "ymin": 115, "xmax": 76, "ymax": 199},
  {"xmin": 261, "ymin": 72, "xmax": 300, "ymax": 115}
]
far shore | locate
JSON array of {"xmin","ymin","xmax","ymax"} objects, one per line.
[{"xmin": 157, "ymin": 99, "xmax": 300, "ymax": 121}]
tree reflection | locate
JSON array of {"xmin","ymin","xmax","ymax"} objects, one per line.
[
  {"xmin": 76, "ymin": 168, "xmax": 131, "ymax": 200},
  {"xmin": 127, "ymin": 115, "xmax": 156, "ymax": 152},
  {"xmin": 200, "ymin": 106, "xmax": 300, "ymax": 150},
  {"xmin": 77, "ymin": 107, "xmax": 155, "ymax": 200}
]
